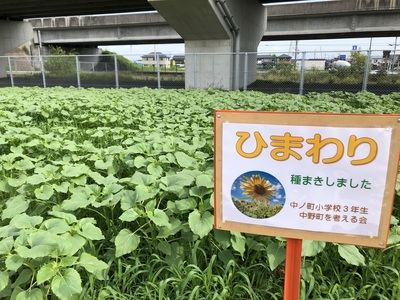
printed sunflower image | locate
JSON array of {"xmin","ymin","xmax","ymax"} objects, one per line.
[
  {"xmin": 240, "ymin": 174, "xmax": 275, "ymax": 204},
  {"xmin": 231, "ymin": 171, "xmax": 285, "ymax": 219}
]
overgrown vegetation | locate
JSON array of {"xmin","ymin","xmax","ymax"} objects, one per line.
[
  {"xmin": 0, "ymin": 87, "xmax": 399, "ymax": 299},
  {"xmin": 44, "ymin": 46, "xmax": 77, "ymax": 77}
]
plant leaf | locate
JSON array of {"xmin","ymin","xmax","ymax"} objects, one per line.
[
  {"xmin": 0, "ymin": 271, "xmax": 9, "ymax": 292},
  {"xmin": 302, "ymin": 240, "xmax": 326, "ymax": 257},
  {"xmin": 175, "ymin": 151, "xmax": 196, "ymax": 168},
  {"xmin": 188, "ymin": 210, "xmax": 213, "ymax": 238},
  {"xmin": 230, "ymin": 231, "xmax": 246, "ymax": 259},
  {"xmin": 115, "ymin": 229, "xmax": 140, "ymax": 257},
  {"xmin": 337, "ymin": 244, "xmax": 365, "ymax": 266},
  {"xmin": 79, "ymin": 253, "xmax": 108, "ymax": 280},
  {"xmin": 37, "ymin": 263, "xmax": 58, "ymax": 285},
  {"xmin": 147, "ymin": 209, "xmax": 171, "ymax": 228},
  {"xmin": 51, "ymin": 268, "xmax": 82, "ymax": 300},
  {"xmin": 2, "ymin": 195, "xmax": 29, "ymax": 220},
  {"xmin": 15, "ymin": 288, "xmax": 43, "ymax": 300},
  {"xmin": 119, "ymin": 208, "xmax": 140, "ymax": 222},
  {"xmin": 266, "ymin": 242, "xmax": 286, "ymax": 271},
  {"xmin": 34, "ymin": 184, "xmax": 54, "ymax": 200}
]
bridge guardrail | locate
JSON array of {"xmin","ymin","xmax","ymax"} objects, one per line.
[{"xmin": 0, "ymin": 50, "xmax": 399, "ymax": 94}]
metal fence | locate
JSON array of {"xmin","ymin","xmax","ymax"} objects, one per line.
[{"xmin": 0, "ymin": 50, "xmax": 399, "ymax": 94}]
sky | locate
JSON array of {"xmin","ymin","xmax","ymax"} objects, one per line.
[{"xmin": 100, "ymin": 37, "xmax": 399, "ymax": 61}]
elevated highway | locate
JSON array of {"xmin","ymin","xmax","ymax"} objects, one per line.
[{"xmin": 29, "ymin": 0, "xmax": 400, "ymax": 46}]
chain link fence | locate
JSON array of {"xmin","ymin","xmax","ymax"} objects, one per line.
[{"xmin": 0, "ymin": 50, "xmax": 399, "ymax": 94}]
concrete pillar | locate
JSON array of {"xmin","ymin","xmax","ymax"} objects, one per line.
[
  {"xmin": 0, "ymin": 20, "xmax": 33, "ymax": 78},
  {"xmin": 149, "ymin": 0, "xmax": 266, "ymax": 90}
]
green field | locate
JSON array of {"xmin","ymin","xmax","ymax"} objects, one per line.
[{"xmin": 0, "ymin": 87, "xmax": 399, "ymax": 299}]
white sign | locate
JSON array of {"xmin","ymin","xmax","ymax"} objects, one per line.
[{"xmin": 214, "ymin": 111, "xmax": 400, "ymax": 248}]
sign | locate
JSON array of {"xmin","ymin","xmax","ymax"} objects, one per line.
[
  {"xmin": 352, "ymin": 45, "xmax": 358, "ymax": 51},
  {"xmin": 339, "ymin": 55, "xmax": 346, "ymax": 60},
  {"xmin": 214, "ymin": 111, "xmax": 400, "ymax": 248}
]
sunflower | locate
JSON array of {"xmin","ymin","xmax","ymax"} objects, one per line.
[{"xmin": 240, "ymin": 174, "xmax": 274, "ymax": 204}]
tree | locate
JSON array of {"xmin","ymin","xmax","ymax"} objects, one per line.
[{"xmin": 44, "ymin": 46, "xmax": 77, "ymax": 77}]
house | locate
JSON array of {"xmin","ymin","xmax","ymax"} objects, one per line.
[
  {"xmin": 257, "ymin": 54, "xmax": 276, "ymax": 69},
  {"xmin": 141, "ymin": 52, "xmax": 171, "ymax": 68},
  {"xmin": 171, "ymin": 55, "xmax": 185, "ymax": 67}
]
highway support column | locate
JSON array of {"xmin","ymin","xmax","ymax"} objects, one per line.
[{"xmin": 148, "ymin": 0, "xmax": 266, "ymax": 90}]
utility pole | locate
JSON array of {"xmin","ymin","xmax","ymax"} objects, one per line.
[{"xmin": 389, "ymin": 37, "xmax": 399, "ymax": 72}]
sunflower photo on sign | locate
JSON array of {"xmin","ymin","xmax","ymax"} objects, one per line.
[{"xmin": 231, "ymin": 171, "xmax": 286, "ymax": 219}]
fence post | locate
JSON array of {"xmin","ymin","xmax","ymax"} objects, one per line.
[
  {"xmin": 362, "ymin": 50, "xmax": 371, "ymax": 92},
  {"xmin": 299, "ymin": 52, "xmax": 306, "ymax": 95},
  {"xmin": 156, "ymin": 53, "xmax": 161, "ymax": 89},
  {"xmin": 76, "ymin": 55, "xmax": 81, "ymax": 88},
  {"xmin": 194, "ymin": 53, "xmax": 198, "ymax": 89},
  {"xmin": 7, "ymin": 57, "xmax": 14, "ymax": 87},
  {"xmin": 40, "ymin": 55, "xmax": 46, "ymax": 88},
  {"xmin": 243, "ymin": 52, "xmax": 248, "ymax": 91},
  {"xmin": 114, "ymin": 54, "xmax": 119, "ymax": 88}
]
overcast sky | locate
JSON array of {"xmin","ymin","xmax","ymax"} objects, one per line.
[{"xmin": 101, "ymin": 36, "xmax": 399, "ymax": 60}]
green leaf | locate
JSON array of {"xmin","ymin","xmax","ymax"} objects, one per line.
[
  {"xmin": 10, "ymin": 213, "xmax": 43, "ymax": 229},
  {"xmin": 51, "ymin": 268, "xmax": 82, "ymax": 300},
  {"xmin": 175, "ymin": 198, "xmax": 197, "ymax": 211},
  {"xmin": 57, "ymin": 233, "xmax": 86, "ymax": 256},
  {"xmin": 0, "ymin": 271, "xmax": 9, "ymax": 292},
  {"xmin": 42, "ymin": 218, "xmax": 70, "ymax": 234},
  {"xmin": 133, "ymin": 156, "xmax": 149, "ymax": 169},
  {"xmin": 34, "ymin": 184, "xmax": 54, "ymax": 200},
  {"xmin": 115, "ymin": 229, "xmax": 140, "ymax": 257},
  {"xmin": 188, "ymin": 210, "xmax": 213, "ymax": 238},
  {"xmin": 147, "ymin": 209, "xmax": 171, "ymax": 228},
  {"xmin": 0, "ymin": 237, "xmax": 13, "ymax": 255},
  {"xmin": 119, "ymin": 208, "xmax": 140, "ymax": 222},
  {"xmin": 266, "ymin": 242, "xmax": 286, "ymax": 271},
  {"xmin": 131, "ymin": 172, "xmax": 157, "ymax": 186},
  {"xmin": 157, "ymin": 217, "xmax": 182, "ymax": 238},
  {"xmin": 79, "ymin": 253, "xmax": 108, "ymax": 280},
  {"xmin": 61, "ymin": 164, "xmax": 89, "ymax": 178},
  {"xmin": 301, "ymin": 240, "xmax": 326, "ymax": 257},
  {"xmin": 11, "ymin": 268, "xmax": 32, "ymax": 288},
  {"xmin": 26, "ymin": 174, "xmax": 47, "ymax": 185},
  {"xmin": 78, "ymin": 222, "xmax": 104, "ymax": 241},
  {"xmin": 135, "ymin": 185, "xmax": 158, "ymax": 202},
  {"xmin": 15, "ymin": 288, "xmax": 43, "ymax": 300},
  {"xmin": 60, "ymin": 256, "xmax": 78, "ymax": 267},
  {"xmin": 16, "ymin": 231, "xmax": 58, "ymax": 258},
  {"xmin": 37, "ymin": 263, "xmax": 58, "ymax": 285},
  {"xmin": 5, "ymin": 254, "xmax": 24, "ymax": 271},
  {"xmin": 53, "ymin": 182, "xmax": 70, "ymax": 193},
  {"xmin": 175, "ymin": 151, "xmax": 197, "ymax": 168},
  {"xmin": 147, "ymin": 162, "xmax": 163, "ymax": 177},
  {"xmin": 13, "ymin": 159, "xmax": 35, "ymax": 171},
  {"xmin": 2, "ymin": 195, "xmax": 29, "ymax": 220},
  {"xmin": 48, "ymin": 211, "xmax": 77, "ymax": 224},
  {"xmin": 160, "ymin": 174, "xmax": 194, "ymax": 193},
  {"xmin": 7, "ymin": 175, "xmax": 27, "ymax": 187},
  {"xmin": 337, "ymin": 244, "xmax": 365, "ymax": 266},
  {"xmin": 230, "ymin": 231, "xmax": 246, "ymax": 258},
  {"xmin": 196, "ymin": 174, "xmax": 214, "ymax": 188}
]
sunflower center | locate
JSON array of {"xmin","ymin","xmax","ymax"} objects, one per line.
[{"xmin": 253, "ymin": 184, "xmax": 267, "ymax": 195}]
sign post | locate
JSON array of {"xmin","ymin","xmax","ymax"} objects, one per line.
[
  {"xmin": 284, "ymin": 238, "xmax": 302, "ymax": 300},
  {"xmin": 214, "ymin": 111, "xmax": 400, "ymax": 298}
]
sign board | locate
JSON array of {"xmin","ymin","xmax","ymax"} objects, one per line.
[
  {"xmin": 339, "ymin": 55, "xmax": 346, "ymax": 61},
  {"xmin": 214, "ymin": 111, "xmax": 400, "ymax": 248},
  {"xmin": 352, "ymin": 45, "xmax": 358, "ymax": 51}
]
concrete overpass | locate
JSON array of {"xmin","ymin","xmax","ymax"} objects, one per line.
[
  {"xmin": 29, "ymin": 1, "xmax": 400, "ymax": 46},
  {"xmin": 2, "ymin": 0, "xmax": 400, "ymax": 90}
]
